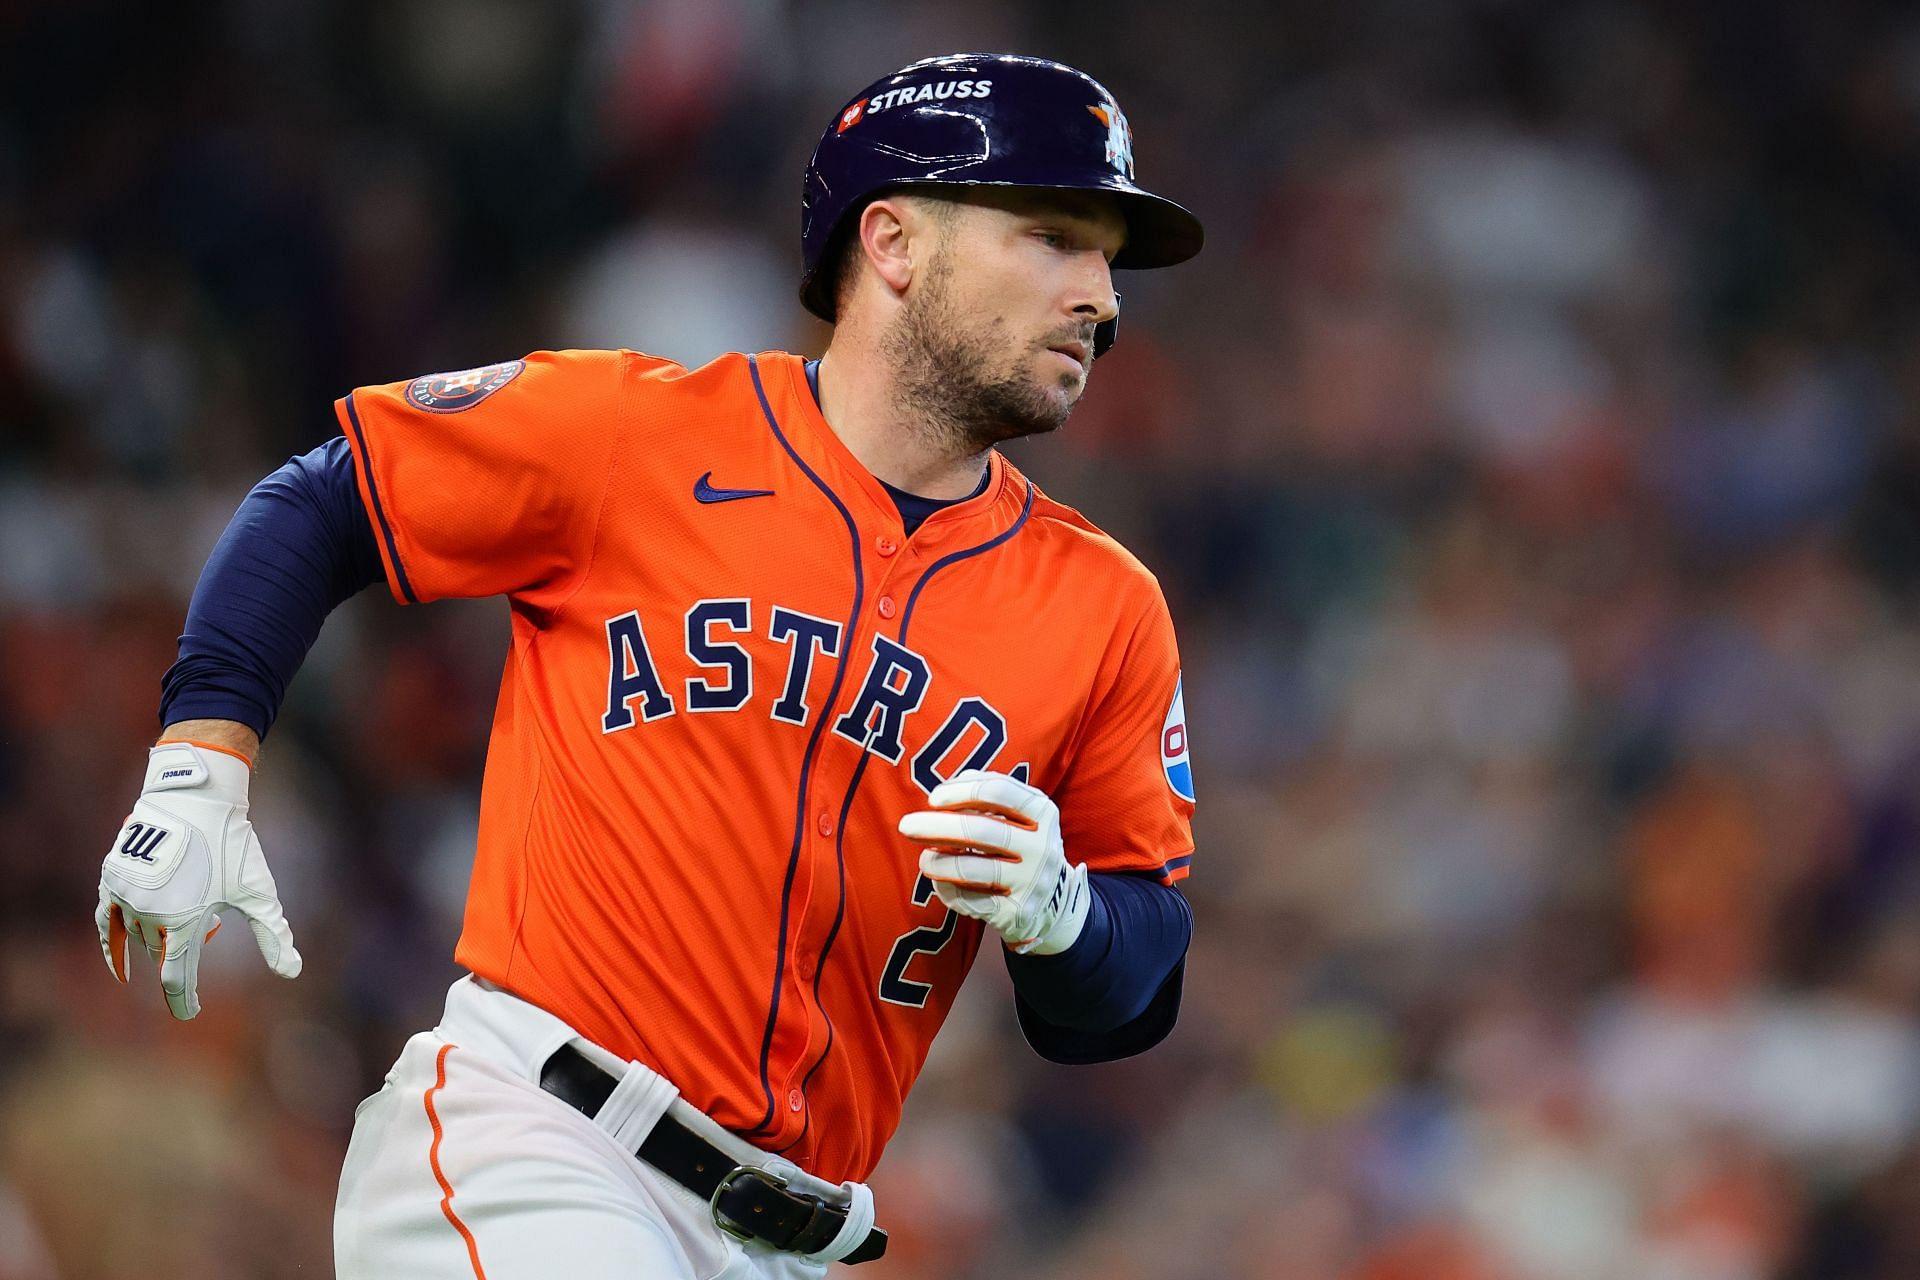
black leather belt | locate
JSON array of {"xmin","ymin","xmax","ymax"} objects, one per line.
[{"xmin": 538, "ymin": 1045, "xmax": 887, "ymax": 1265}]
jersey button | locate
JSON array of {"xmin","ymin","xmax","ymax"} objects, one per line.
[
  {"xmin": 875, "ymin": 535, "xmax": 899, "ymax": 557},
  {"xmin": 787, "ymin": 1088, "xmax": 804, "ymax": 1113},
  {"xmin": 877, "ymin": 595, "xmax": 897, "ymax": 619},
  {"xmin": 816, "ymin": 812, "xmax": 835, "ymax": 837}
]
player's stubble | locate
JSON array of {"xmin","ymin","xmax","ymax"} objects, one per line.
[{"xmin": 881, "ymin": 240, "xmax": 1093, "ymax": 457}]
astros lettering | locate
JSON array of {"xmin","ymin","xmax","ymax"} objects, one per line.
[{"xmin": 602, "ymin": 599, "xmax": 1014, "ymax": 790}]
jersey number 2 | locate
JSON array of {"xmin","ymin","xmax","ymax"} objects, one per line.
[{"xmin": 878, "ymin": 875, "xmax": 958, "ymax": 1008}]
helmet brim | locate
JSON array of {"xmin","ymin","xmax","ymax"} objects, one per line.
[
  {"xmin": 882, "ymin": 178, "xmax": 1205, "ymax": 271},
  {"xmin": 799, "ymin": 180, "xmax": 1202, "ymax": 321},
  {"xmin": 1105, "ymin": 187, "xmax": 1205, "ymax": 271}
]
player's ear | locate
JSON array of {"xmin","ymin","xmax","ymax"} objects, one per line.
[{"xmin": 856, "ymin": 198, "xmax": 919, "ymax": 295}]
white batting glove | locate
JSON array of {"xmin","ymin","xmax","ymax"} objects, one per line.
[
  {"xmin": 896, "ymin": 770, "xmax": 1090, "ymax": 955},
  {"xmin": 96, "ymin": 741, "xmax": 303, "ymax": 1019}
]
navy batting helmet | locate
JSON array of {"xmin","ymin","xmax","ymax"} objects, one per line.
[{"xmin": 799, "ymin": 53, "xmax": 1203, "ymax": 354}]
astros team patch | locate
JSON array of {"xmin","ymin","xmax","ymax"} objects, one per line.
[
  {"xmin": 406, "ymin": 360, "xmax": 524, "ymax": 413},
  {"xmin": 1162, "ymin": 675, "xmax": 1193, "ymax": 802}
]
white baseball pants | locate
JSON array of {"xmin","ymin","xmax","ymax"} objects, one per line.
[{"xmin": 334, "ymin": 976, "xmax": 874, "ymax": 1279}]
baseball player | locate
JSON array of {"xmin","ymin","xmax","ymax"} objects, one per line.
[{"xmin": 97, "ymin": 53, "xmax": 1201, "ymax": 1278}]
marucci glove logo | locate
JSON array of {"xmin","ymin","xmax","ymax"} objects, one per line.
[{"xmin": 119, "ymin": 822, "xmax": 168, "ymax": 862}]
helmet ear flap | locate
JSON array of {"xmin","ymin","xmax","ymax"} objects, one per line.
[{"xmin": 1093, "ymin": 294, "xmax": 1120, "ymax": 359}]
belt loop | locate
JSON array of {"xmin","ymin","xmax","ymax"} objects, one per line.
[
  {"xmin": 587, "ymin": 1051, "xmax": 681, "ymax": 1152},
  {"xmin": 802, "ymin": 1179, "xmax": 876, "ymax": 1265}
]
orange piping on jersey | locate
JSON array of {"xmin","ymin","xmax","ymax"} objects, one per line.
[
  {"xmin": 155, "ymin": 737, "xmax": 256, "ymax": 769},
  {"xmin": 424, "ymin": 1044, "xmax": 489, "ymax": 1280}
]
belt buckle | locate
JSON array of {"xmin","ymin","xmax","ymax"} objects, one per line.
[{"xmin": 710, "ymin": 1164, "xmax": 790, "ymax": 1243}]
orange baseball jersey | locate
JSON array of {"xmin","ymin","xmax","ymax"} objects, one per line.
[{"xmin": 334, "ymin": 348, "xmax": 1195, "ymax": 1183}]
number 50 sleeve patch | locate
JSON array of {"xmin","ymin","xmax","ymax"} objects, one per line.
[{"xmin": 1162, "ymin": 676, "xmax": 1193, "ymax": 801}]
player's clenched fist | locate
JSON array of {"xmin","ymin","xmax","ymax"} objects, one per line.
[
  {"xmin": 97, "ymin": 741, "xmax": 302, "ymax": 1019},
  {"xmin": 896, "ymin": 770, "xmax": 1090, "ymax": 955}
]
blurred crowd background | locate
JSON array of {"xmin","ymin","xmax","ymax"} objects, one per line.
[{"xmin": 6, "ymin": 0, "xmax": 1920, "ymax": 1276}]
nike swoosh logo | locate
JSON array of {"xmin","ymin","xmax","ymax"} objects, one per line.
[{"xmin": 694, "ymin": 471, "xmax": 776, "ymax": 504}]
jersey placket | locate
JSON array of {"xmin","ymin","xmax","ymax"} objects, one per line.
[
  {"xmin": 772, "ymin": 519, "xmax": 922, "ymax": 1144},
  {"xmin": 746, "ymin": 353, "xmax": 1022, "ymax": 1152}
]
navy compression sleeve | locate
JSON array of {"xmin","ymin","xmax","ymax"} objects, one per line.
[
  {"xmin": 1004, "ymin": 871, "xmax": 1192, "ymax": 1062},
  {"xmin": 159, "ymin": 437, "xmax": 384, "ymax": 737}
]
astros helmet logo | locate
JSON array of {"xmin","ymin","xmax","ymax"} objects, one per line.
[
  {"xmin": 1085, "ymin": 103, "xmax": 1135, "ymax": 178},
  {"xmin": 837, "ymin": 98, "xmax": 867, "ymax": 133}
]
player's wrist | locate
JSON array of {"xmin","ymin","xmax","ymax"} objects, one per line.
[
  {"xmin": 1012, "ymin": 860, "xmax": 1090, "ymax": 956},
  {"xmin": 158, "ymin": 718, "xmax": 260, "ymax": 766}
]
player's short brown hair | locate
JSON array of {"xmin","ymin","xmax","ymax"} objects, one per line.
[{"xmin": 826, "ymin": 190, "xmax": 960, "ymax": 320}]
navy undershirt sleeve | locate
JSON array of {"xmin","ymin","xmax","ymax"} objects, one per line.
[
  {"xmin": 1005, "ymin": 871, "xmax": 1193, "ymax": 1063},
  {"xmin": 159, "ymin": 437, "xmax": 383, "ymax": 738}
]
